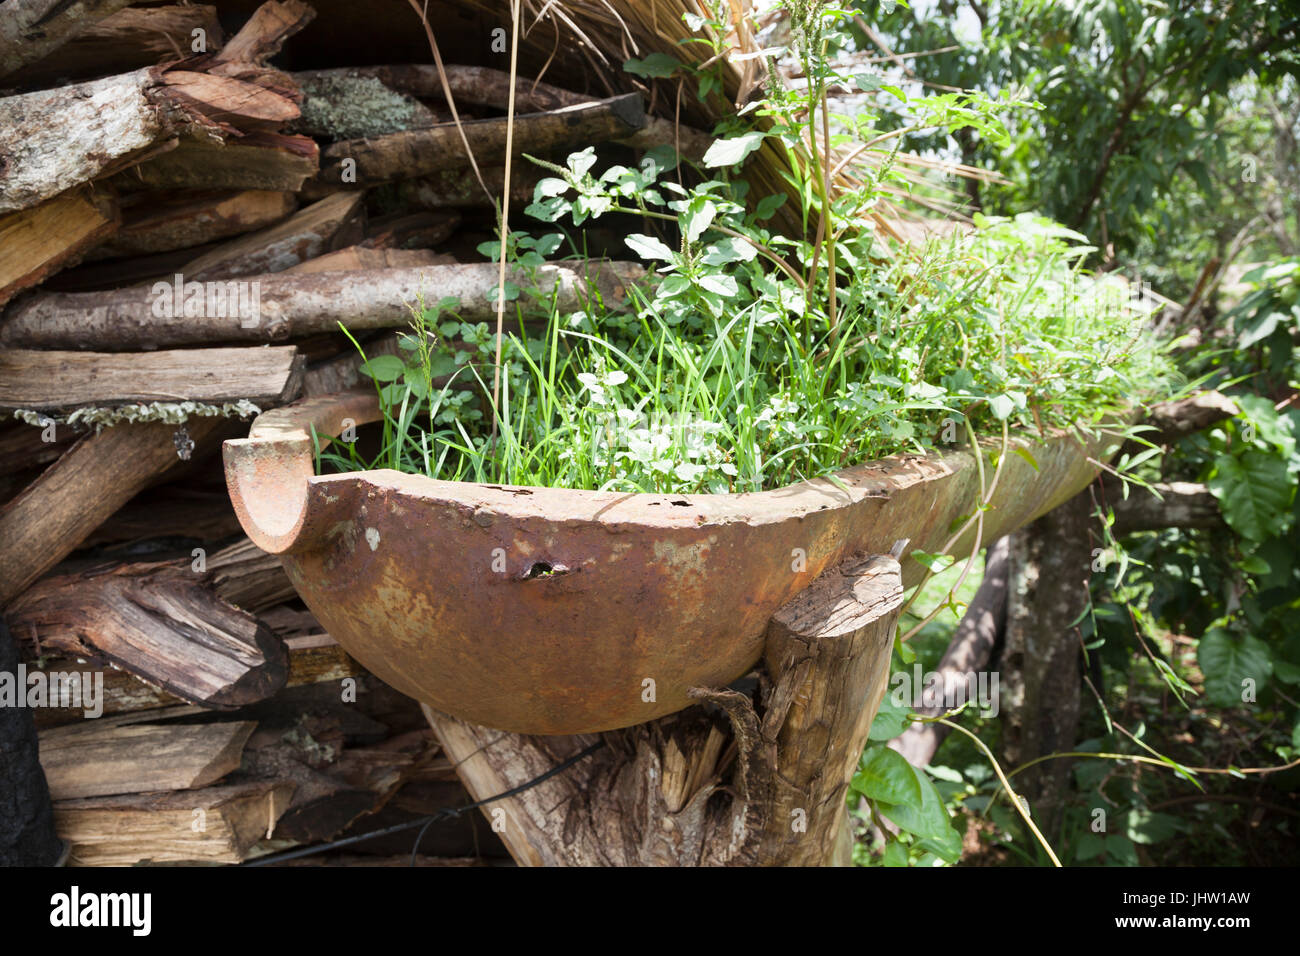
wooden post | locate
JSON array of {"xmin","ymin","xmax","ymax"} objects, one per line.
[{"xmin": 422, "ymin": 552, "xmax": 903, "ymax": 866}]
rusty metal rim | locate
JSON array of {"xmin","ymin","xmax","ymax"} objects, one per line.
[{"xmin": 224, "ymin": 388, "xmax": 1115, "ymax": 556}]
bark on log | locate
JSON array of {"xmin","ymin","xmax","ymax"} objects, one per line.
[
  {"xmin": 0, "ymin": 416, "xmax": 225, "ymax": 605},
  {"xmin": 0, "ymin": 617, "xmax": 63, "ymax": 866},
  {"xmin": 299, "ymin": 63, "xmax": 713, "ymax": 160},
  {"xmin": 54, "ymin": 780, "xmax": 292, "ymax": 866},
  {"xmin": 88, "ymin": 189, "xmax": 295, "ymax": 260},
  {"xmin": 0, "ymin": 63, "xmax": 303, "ymax": 214},
  {"xmin": 0, "ymin": 346, "xmax": 304, "ymax": 411},
  {"xmin": 1, "ymin": 261, "xmax": 644, "ymax": 350},
  {"xmin": 423, "ymin": 552, "xmax": 903, "ymax": 866},
  {"xmin": 0, "ymin": 188, "xmax": 118, "ymax": 307},
  {"xmin": 291, "ymin": 72, "xmax": 443, "ymax": 140},
  {"xmin": 9, "ymin": 5, "xmax": 225, "ymax": 88},
  {"xmin": 6, "ymin": 560, "xmax": 290, "ymax": 709},
  {"xmin": 179, "ymin": 192, "xmax": 364, "ymax": 280},
  {"xmin": 38, "ymin": 709, "xmax": 256, "ymax": 799},
  {"xmin": 0, "ymin": 0, "xmax": 133, "ymax": 80},
  {"xmin": 396, "ymin": 166, "xmax": 542, "ymax": 210},
  {"xmin": 315, "ymin": 94, "xmax": 646, "ymax": 189},
  {"xmin": 889, "ymin": 536, "xmax": 1010, "ymax": 768}
]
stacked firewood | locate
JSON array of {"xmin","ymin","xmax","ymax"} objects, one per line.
[{"xmin": 0, "ymin": 0, "xmax": 672, "ymax": 866}]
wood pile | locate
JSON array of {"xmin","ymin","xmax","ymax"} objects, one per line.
[{"xmin": 0, "ymin": 0, "xmax": 695, "ymax": 866}]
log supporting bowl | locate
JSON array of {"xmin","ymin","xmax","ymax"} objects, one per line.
[{"xmin": 224, "ymin": 390, "xmax": 1112, "ymax": 735}]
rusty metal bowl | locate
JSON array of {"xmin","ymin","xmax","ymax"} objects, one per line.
[{"xmin": 224, "ymin": 390, "xmax": 1113, "ymax": 735}]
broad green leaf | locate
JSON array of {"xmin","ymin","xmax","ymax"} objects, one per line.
[
  {"xmin": 680, "ymin": 195, "xmax": 716, "ymax": 243},
  {"xmin": 361, "ymin": 355, "xmax": 407, "ymax": 383},
  {"xmin": 754, "ymin": 193, "xmax": 787, "ymax": 220},
  {"xmin": 702, "ymin": 131, "xmax": 766, "ymax": 168},
  {"xmin": 876, "ymin": 765, "xmax": 955, "ymax": 841},
  {"xmin": 852, "ymin": 746, "xmax": 923, "ymax": 805},
  {"xmin": 623, "ymin": 53, "xmax": 681, "ymax": 78},
  {"xmin": 1207, "ymin": 451, "xmax": 1293, "ymax": 541},
  {"xmin": 697, "ymin": 273, "xmax": 738, "ymax": 297},
  {"xmin": 989, "ymin": 393, "xmax": 1015, "ymax": 420},
  {"xmin": 911, "ymin": 549, "xmax": 955, "ymax": 573},
  {"xmin": 624, "ymin": 233, "xmax": 675, "ymax": 261},
  {"xmin": 1124, "ymin": 809, "xmax": 1180, "ymax": 845},
  {"xmin": 880, "ymin": 840, "xmax": 910, "ymax": 867},
  {"xmin": 702, "ymin": 237, "xmax": 758, "ymax": 265},
  {"xmin": 868, "ymin": 693, "xmax": 912, "ymax": 740},
  {"xmin": 1198, "ymin": 627, "xmax": 1273, "ymax": 707}
]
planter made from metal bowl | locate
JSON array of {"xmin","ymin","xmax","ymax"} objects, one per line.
[{"xmin": 224, "ymin": 390, "xmax": 1115, "ymax": 735}]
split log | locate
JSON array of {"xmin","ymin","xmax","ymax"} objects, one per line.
[
  {"xmin": 0, "ymin": 188, "xmax": 119, "ymax": 307},
  {"xmin": 1109, "ymin": 480, "xmax": 1224, "ymax": 534},
  {"xmin": 0, "ymin": 347, "xmax": 304, "ymax": 412},
  {"xmin": 213, "ymin": 0, "xmax": 314, "ymax": 67},
  {"xmin": 243, "ymin": 724, "xmax": 435, "ymax": 843},
  {"xmin": 0, "ymin": 65, "xmax": 303, "ymax": 214},
  {"xmin": 87, "ymin": 189, "xmax": 296, "ymax": 260},
  {"xmin": 315, "ymin": 94, "xmax": 646, "ymax": 189},
  {"xmin": 0, "ymin": 617, "xmax": 62, "ymax": 866},
  {"xmin": 54, "ymin": 780, "xmax": 293, "ymax": 866},
  {"xmin": 109, "ymin": 133, "xmax": 320, "ymax": 193},
  {"xmin": 0, "ymin": 416, "xmax": 226, "ymax": 605},
  {"xmin": 39, "ymin": 708, "xmax": 256, "ymax": 799},
  {"xmin": 6, "ymin": 559, "xmax": 290, "ymax": 709},
  {"xmin": 179, "ymin": 192, "xmax": 365, "ymax": 280},
  {"xmin": 423, "ymin": 552, "xmax": 904, "ymax": 866},
  {"xmin": 9, "ymin": 5, "xmax": 225, "ymax": 88},
  {"xmin": 26, "ymin": 634, "xmax": 361, "ymax": 730},
  {"xmin": 0, "ymin": 0, "xmax": 134, "ymax": 80},
  {"xmin": 1, "ymin": 261, "xmax": 645, "ymax": 350},
  {"xmin": 207, "ymin": 536, "xmax": 297, "ymax": 613}
]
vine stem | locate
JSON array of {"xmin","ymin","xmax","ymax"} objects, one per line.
[
  {"xmin": 488, "ymin": 0, "xmax": 522, "ymax": 446},
  {"xmin": 936, "ymin": 717, "xmax": 1063, "ymax": 867},
  {"xmin": 897, "ymin": 417, "xmax": 1009, "ymax": 636}
]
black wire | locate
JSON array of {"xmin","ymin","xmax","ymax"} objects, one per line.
[{"xmin": 243, "ymin": 739, "xmax": 605, "ymax": 867}]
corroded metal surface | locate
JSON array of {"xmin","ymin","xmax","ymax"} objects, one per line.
[{"xmin": 225, "ymin": 390, "xmax": 1116, "ymax": 735}]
